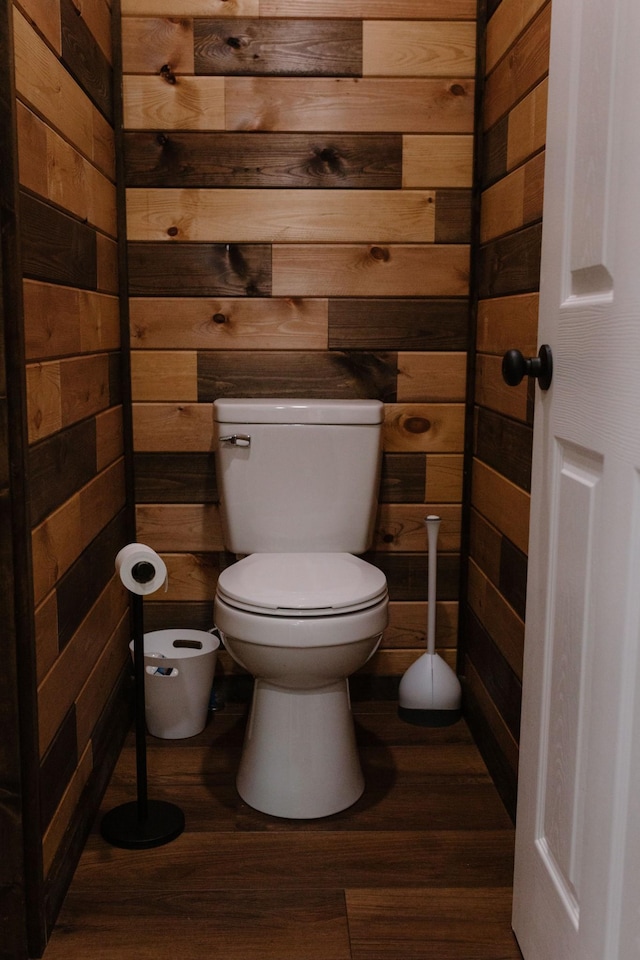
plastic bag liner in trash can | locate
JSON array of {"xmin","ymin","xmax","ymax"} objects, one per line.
[{"xmin": 129, "ymin": 629, "xmax": 220, "ymax": 739}]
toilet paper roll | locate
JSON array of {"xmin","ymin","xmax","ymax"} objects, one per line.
[{"xmin": 115, "ymin": 543, "xmax": 168, "ymax": 596}]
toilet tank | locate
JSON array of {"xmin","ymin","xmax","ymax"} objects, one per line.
[{"xmin": 213, "ymin": 399, "xmax": 384, "ymax": 554}]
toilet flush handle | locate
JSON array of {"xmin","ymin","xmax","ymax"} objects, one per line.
[{"xmin": 219, "ymin": 434, "xmax": 251, "ymax": 447}]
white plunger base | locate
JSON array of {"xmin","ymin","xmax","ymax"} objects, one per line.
[{"xmin": 237, "ymin": 679, "xmax": 364, "ymax": 819}]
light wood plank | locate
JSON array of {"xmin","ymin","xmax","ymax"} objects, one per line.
[
  {"xmin": 132, "ymin": 403, "xmax": 213, "ymax": 452},
  {"xmin": 472, "ymin": 458, "xmax": 530, "ymax": 554},
  {"xmin": 123, "ymin": 76, "xmax": 225, "ymax": 130},
  {"xmin": 476, "ymin": 292, "xmax": 539, "ymax": 356},
  {"xmin": 374, "ymin": 503, "xmax": 461, "ymax": 552},
  {"xmin": 383, "ymin": 403, "xmax": 465, "ymax": 453},
  {"xmin": 425, "ymin": 454, "xmax": 464, "ymax": 502},
  {"xmin": 23, "ymin": 281, "xmax": 120, "ymax": 360},
  {"xmin": 95, "ymin": 406, "xmax": 124, "ymax": 471},
  {"xmin": 397, "ymin": 352, "xmax": 467, "ymax": 402},
  {"xmin": 483, "ymin": 3, "xmax": 550, "ymax": 131},
  {"xmin": 16, "ymin": 0, "xmax": 61, "ymax": 53},
  {"xmin": 35, "ymin": 591, "xmax": 59, "ymax": 684},
  {"xmin": 122, "ymin": 0, "xmax": 258, "ymax": 13},
  {"xmin": 226, "ymin": 78, "xmax": 474, "ymax": 134},
  {"xmin": 366, "ymin": 647, "xmax": 456, "ymax": 675},
  {"xmin": 31, "ymin": 460, "xmax": 126, "ymax": 603},
  {"xmin": 130, "ymin": 297, "xmax": 328, "ymax": 350},
  {"xmin": 125, "ymin": 188, "xmax": 436, "ymax": 243},
  {"xmin": 13, "ymin": 8, "xmax": 115, "ymax": 179},
  {"xmin": 60, "ymin": 355, "xmax": 112, "ymax": 430},
  {"xmin": 157, "ymin": 552, "xmax": 219, "ymax": 602},
  {"xmin": 485, "ymin": 0, "xmax": 547, "ymax": 73},
  {"xmin": 135, "ymin": 503, "xmax": 224, "ymax": 552},
  {"xmin": 363, "ymin": 22, "xmax": 476, "ymax": 77},
  {"xmin": 480, "ymin": 151, "xmax": 544, "ymax": 243},
  {"xmin": 122, "ymin": 17, "xmax": 195, "ymax": 74},
  {"xmin": 26, "ymin": 361, "xmax": 62, "ymax": 443},
  {"xmin": 272, "ymin": 244, "xmax": 470, "ymax": 298},
  {"xmin": 475, "ymin": 353, "xmax": 528, "ymax": 422},
  {"xmin": 402, "ymin": 134, "xmax": 473, "ymax": 187},
  {"xmin": 260, "ymin": 0, "xmax": 476, "ymax": 17},
  {"xmin": 506, "ymin": 77, "xmax": 548, "ymax": 169},
  {"xmin": 130, "ymin": 351, "xmax": 198, "ymax": 401}
]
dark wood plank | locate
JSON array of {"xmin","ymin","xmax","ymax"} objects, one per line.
[
  {"xmin": 39, "ymin": 706, "xmax": 78, "ymax": 832},
  {"xmin": 123, "ymin": 132, "xmax": 402, "ymax": 188},
  {"xmin": 463, "ymin": 673, "xmax": 519, "ymax": 822},
  {"xmin": 20, "ymin": 193, "xmax": 97, "ymax": 290},
  {"xmin": 329, "ymin": 299, "xmax": 469, "ymax": 350},
  {"xmin": 127, "ymin": 242, "xmax": 271, "ymax": 297},
  {"xmin": 368, "ymin": 552, "xmax": 460, "ymax": 602},
  {"xmin": 464, "ymin": 612, "xmax": 522, "ymax": 741},
  {"xmin": 197, "ymin": 350, "xmax": 398, "ymax": 401},
  {"xmin": 60, "ymin": 0, "xmax": 113, "ymax": 122},
  {"xmin": 481, "ymin": 115, "xmax": 508, "ymax": 189},
  {"xmin": 134, "ymin": 453, "xmax": 217, "ymax": 503},
  {"xmin": 380, "ymin": 452, "xmax": 426, "ymax": 503},
  {"xmin": 194, "ymin": 19, "xmax": 362, "ymax": 77},
  {"xmin": 29, "ymin": 419, "xmax": 97, "ymax": 526},
  {"xmin": 499, "ymin": 538, "xmax": 528, "ymax": 621},
  {"xmin": 474, "ymin": 406, "xmax": 533, "ymax": 492},
  {"xmin": 56, "ymin": 512, "xmax": 128, "ymax": 651},
  {"xmin": 477, "ymin": 222, "xmax": 542, "ymax": 298},
  {"xmin": 435, "ymin": 188, "xmax": 472, "ymax": 242},
  {"xmin": 142, "ymin": 601, "xmax": 214, "ymax": 633}
]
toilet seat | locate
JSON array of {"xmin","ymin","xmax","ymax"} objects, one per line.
[{"xmin": 216, "ymin": 553, "xmax": 388, "ymax": 617}]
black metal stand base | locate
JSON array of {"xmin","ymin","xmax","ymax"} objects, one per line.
[{"xmin": 101, "ymin": 800, "xmax": 185, "ymax": 850}]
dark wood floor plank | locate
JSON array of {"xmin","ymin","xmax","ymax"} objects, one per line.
[
  {"xmin": 44, "ymin": 889, "xmax": 352, "ymax": 960},
  {"xmin": 347, "ymin": 887, "xmax": 522, "ymax": 960},
  {"xmin": 45, "ymin": 704, "xmax": 517, "ymax": 959}
]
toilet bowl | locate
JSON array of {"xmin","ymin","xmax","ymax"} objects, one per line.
[
  {"xmin": 214, "ymin": 552, "xmax": 388, "ymax": 818},
  {"xmin": 213, "ymin": 399, "xmax": 389, "ymax": 819}
]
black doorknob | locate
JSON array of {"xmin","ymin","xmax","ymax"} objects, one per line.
[{"xmin": 502, "ymin": 344, "xmax": 553, "ymax": 391}]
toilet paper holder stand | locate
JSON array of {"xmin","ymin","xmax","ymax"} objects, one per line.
[{"xmin": 101, "ymin": 558, "xmax": 185, "ymax": 849}]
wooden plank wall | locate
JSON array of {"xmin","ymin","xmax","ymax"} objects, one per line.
[
  {"xmin": 462, "ymin": 0, "xmax": 550, "ymax": 818},
  {"xmin": 121, "ymin": 0, "xmax": 477, "ymax": 682},
  {"xmin": 0, "ymin": 4, "xmax": 29, "ymax": 955},
  {"xmin": 10, "ymin": 0, "xmax": 131, "ymax": 952}
]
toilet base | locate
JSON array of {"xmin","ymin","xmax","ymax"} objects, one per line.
[{"xmin": 237, "ymin": 679, "xmax": 364, "ymax": 819}]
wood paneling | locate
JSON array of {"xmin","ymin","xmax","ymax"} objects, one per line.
[
  {"xmin": 20, "ymin": 193, "xmax": 98, "ymax": 292},
  {"xmin": 402, "ymin": 134, "xmax": 473, "ymax": 187},
  {"xmin": 131, "ymin": 297, "xmax": 327, "ymax": 350},
  {"xmin": 122, "ymin": 3, "xmax": 475, "ymax": 695},
  {"xmin": 194, "ymin": 19, "xmax": 362, "ymax": 76},
  {"xmin": 329, "ymin": 299, "xmax": 468, "ymax": 351},
  {"xmin": 272, "ymin": 244, "xmax": 469, "ymax": 297},
  {"xmin": 261, "ymin": 1, "xmax": 477, "ymax": 17},
  {"xmin": 483, "ymin": 3, "xmax": 550, "ymax": 130},
  {"xmin": 128, "ymin": 242, "xmax": 271, "ymax": 296},
  {"xmin": 462, "ymin": 0, "xmax": 549, "ymax": 814},
  {"xmin": 123, "ymin": 132, "xmax": 403, "ymax": 189},
  {"xmin": 225, "ymin": 77, "xmax": 475, "ymax": 133},
  {"xmin": 126, "ymin": 187, "xmax": 437, "ymax": 243}
]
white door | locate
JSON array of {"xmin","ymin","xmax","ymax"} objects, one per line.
[{"xmin": 512, "ymin": 0, "xmax": 640, "ymax": 957}]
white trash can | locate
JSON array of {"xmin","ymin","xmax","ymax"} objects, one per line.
[{"xmin": 130, "ymin": 629, "xmax": 220, "ymax": 739}]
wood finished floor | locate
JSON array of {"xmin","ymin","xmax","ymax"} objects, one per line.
[{"xmin": 43, "ymin": 701, "xmax": 523, "ymax": 960}]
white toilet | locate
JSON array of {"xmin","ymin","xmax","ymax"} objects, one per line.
[{"xmin": 213, "ymin": 398, "xmax": 389, "ymax": 819}]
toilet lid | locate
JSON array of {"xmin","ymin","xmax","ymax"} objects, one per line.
[{"xmin": 216, "ymin": 553, "xmax": 388, "ymax": 617}]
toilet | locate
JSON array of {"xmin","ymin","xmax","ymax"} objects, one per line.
[{"xmin": 213, "ymin": 398, "xmax": 389, "ymax": 819}]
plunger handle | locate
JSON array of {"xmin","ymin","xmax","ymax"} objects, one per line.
[{"xmin": 425, "ymin": 516, "xmax": 440, "ymax": 656}]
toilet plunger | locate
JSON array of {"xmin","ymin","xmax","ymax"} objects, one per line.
[
  {"xmin": 101, "ymin": 560, "xmax": 185, "ymax": 848},
  {"xmin": 398, "ymin": 516, "xmax": 462, "ymax": 726}
]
